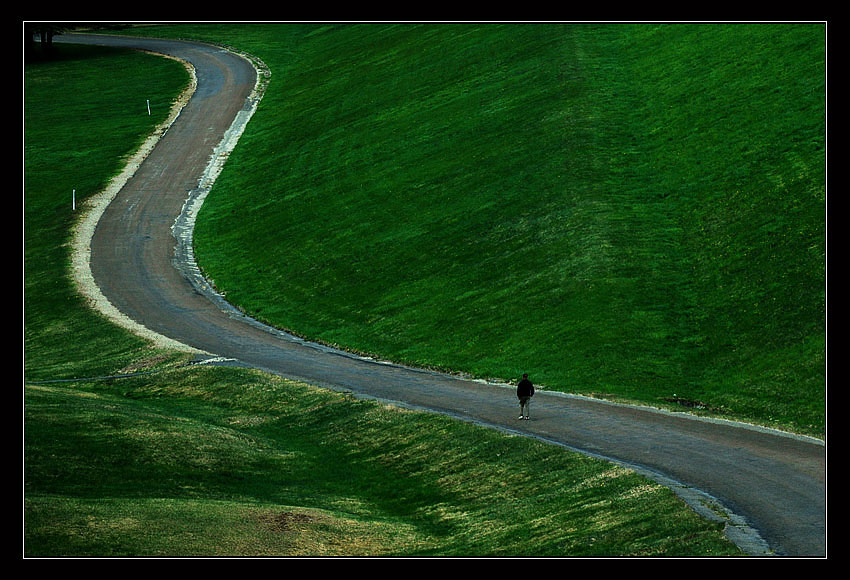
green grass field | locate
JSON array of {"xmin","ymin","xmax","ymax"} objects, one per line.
[
  {"xmin": 25, "ymin": 367, "xmax": 739, "ymax": 556},
  {"xmin": 136, "ymin": 23, "xmax": 824, "ymax": 435},
  {"xmin": 24, "ymin": 30, "xmax": 747, "ymax": 557}
]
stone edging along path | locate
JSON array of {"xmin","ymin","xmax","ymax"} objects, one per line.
[
  {"xmin": 70, "ymin": 51, "xmax": 202, "ymax": 353},
  {"xmin": 70, "ymin": 39, "xmax": 270, "ymax": 356}
]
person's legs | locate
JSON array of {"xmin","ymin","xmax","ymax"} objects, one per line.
[{"xmin": 518, "ymin": 396, "xmax": 529, "ymax": 419}]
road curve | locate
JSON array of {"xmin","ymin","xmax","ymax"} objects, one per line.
[{"xmin": 61, "ymin": 34, "xmax": 825, "ymax": 557}]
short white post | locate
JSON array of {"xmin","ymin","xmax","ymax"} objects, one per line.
[
  {"xmin": 72, "ymin": 189, "xmax": 76, "ymax": 211},
  {"xmin": 147, "ymin": 99, "xmax": 151, "ymax": 115}
]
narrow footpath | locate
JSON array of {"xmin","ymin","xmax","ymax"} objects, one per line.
[{"xmin": 59, "ymin": 33, "xmax": 825, "ymax": 557}]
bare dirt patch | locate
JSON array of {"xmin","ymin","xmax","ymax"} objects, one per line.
[{"xmin": 258, "ymin": 511, "xmax": 316, "ymax": 534}]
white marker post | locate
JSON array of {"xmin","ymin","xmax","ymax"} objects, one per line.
[
  {"xmin": 147, "ymin": 99, "xmax": 151, "ymax": 115},
  {"xmin": 72, "ymin": 189, "xmax": 76, "ymax": 211}
]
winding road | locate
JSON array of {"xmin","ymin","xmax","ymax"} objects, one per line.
[{"xmin": 59, "ymin": 34, "xmax": 825, "ymax": 557}]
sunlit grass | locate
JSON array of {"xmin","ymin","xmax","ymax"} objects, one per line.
[{"xmin": 25, "ymin": 368, "xmax": 740, "ymax": 556}]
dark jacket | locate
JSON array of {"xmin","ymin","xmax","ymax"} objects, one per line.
[{"xmin": 517, "ymin": 378, "xmax": 534, "ymax": 398}]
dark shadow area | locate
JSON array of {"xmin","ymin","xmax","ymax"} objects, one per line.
[{"xmin": 24, "ymin": 23, "xmax": 132, "ymax": 63}]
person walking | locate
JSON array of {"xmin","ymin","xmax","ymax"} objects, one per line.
[{"xmin": 517, "ymin": 373, "xmax": 534, "ymax": 420}]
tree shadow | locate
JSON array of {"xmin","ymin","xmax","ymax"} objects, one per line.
[{"xmin": 25, "ymin": 23, "xmax": 132, "ymax": 63}]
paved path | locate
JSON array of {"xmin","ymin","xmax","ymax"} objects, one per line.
[{"xmin": 61, "ymin": 34, "xmax": 825, "ymax": 557}]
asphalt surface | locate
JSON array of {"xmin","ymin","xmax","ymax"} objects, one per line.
[{"xmin": 61, "ymin": 34, "xmax": 825, "ymax": 557}]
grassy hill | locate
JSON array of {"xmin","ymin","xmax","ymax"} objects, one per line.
[
  {"xmin": 24, "ymin": 34, "xmax": 742, "ymax": 557},
  {"xmin": 25, "ymin": 367, "xmax": 740, "ymax": 556},
  {"xmin": 140, "ymin": 23, "xmax": 824, "ymax": 435}
]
